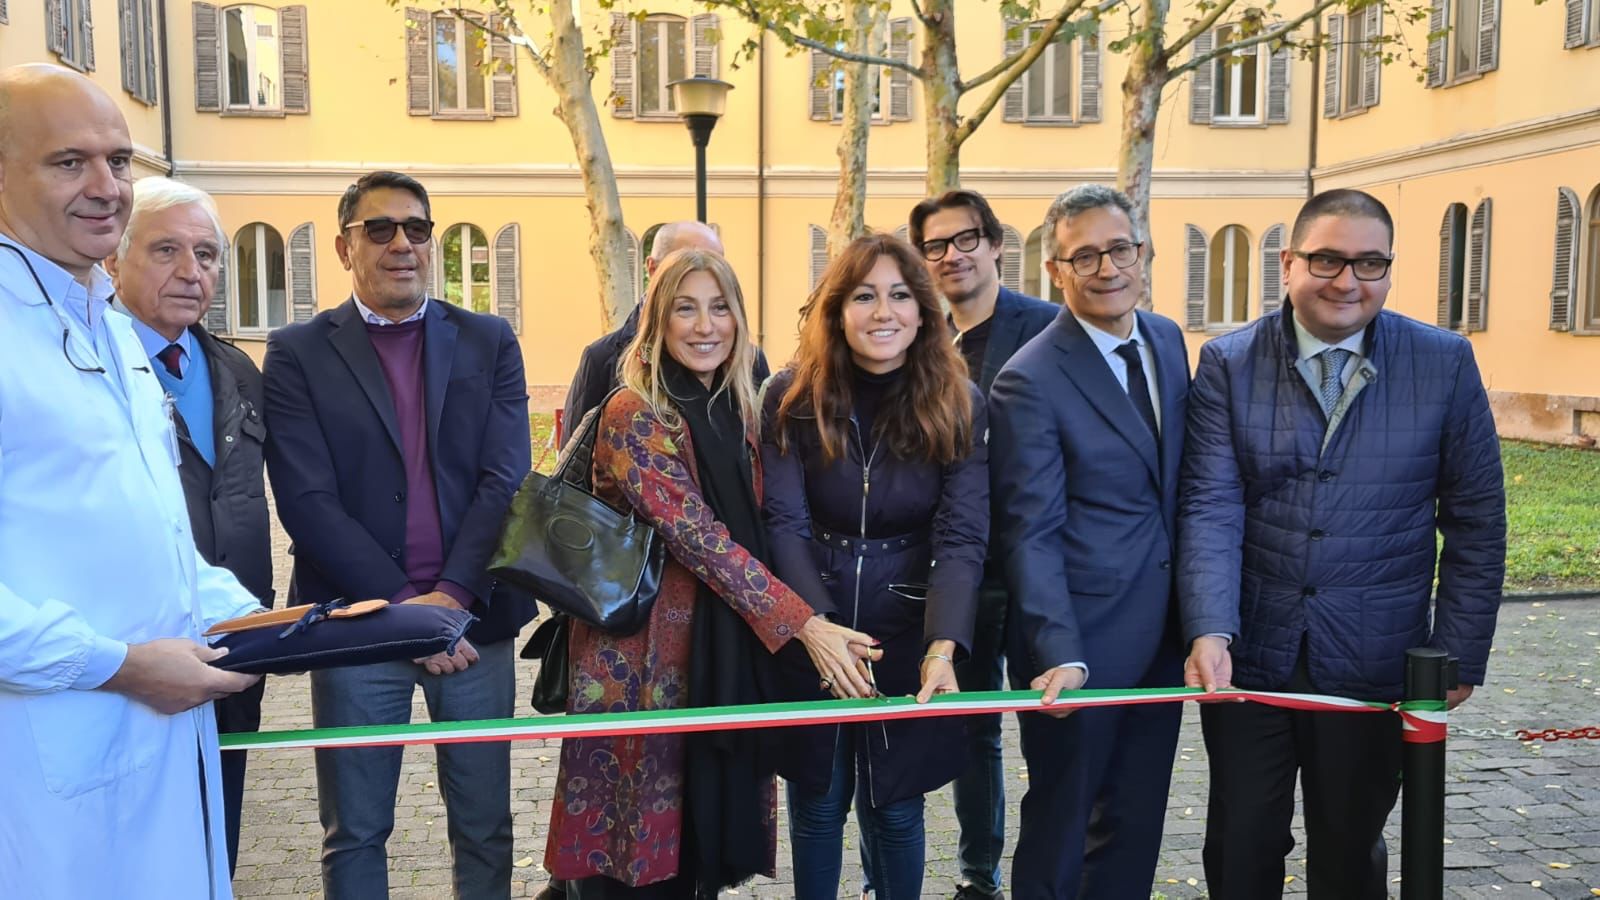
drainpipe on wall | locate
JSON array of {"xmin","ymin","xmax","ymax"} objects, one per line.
[
  {"xmin": 1306, "ymin": 17, "xmax": 1321, "ymax": 199},
  {"xmin": 756, "ymin": 29, "xmax": 768, "ymax": 350},
  {"xmin": 157, "ymin": 0, "xmax": 176, "ymax": 175}
]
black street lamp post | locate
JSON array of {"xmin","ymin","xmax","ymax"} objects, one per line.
[{"xmin": 668, "ymin": 76, "xmax": 733, "ymax": 224}]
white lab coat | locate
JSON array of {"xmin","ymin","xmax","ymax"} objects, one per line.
[{"xmin": 0, "ymin": 242, "xmax": 261, "ymax": 899}]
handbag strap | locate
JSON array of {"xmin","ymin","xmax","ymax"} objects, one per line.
[{"xmin": 553, "ymin": 385, "xmax": 628, "ymax": 490}]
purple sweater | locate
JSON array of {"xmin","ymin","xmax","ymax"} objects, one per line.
[{"xmin": 366, "ymin": 319, "xmax": 472, "ymax": 607}]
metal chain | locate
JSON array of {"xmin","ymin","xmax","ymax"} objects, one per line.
[
  {"xmin": 1450, "ymin": 725, "xmax": 1523, "ymax": 741},
  {"xmin": 1516, "ymin": 725, "xmax": 1600, "ymax": 743}
]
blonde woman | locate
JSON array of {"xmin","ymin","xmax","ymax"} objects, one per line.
[{"xmin": 544, "ymin": 249, "xmax": 879, "ymax": 899}]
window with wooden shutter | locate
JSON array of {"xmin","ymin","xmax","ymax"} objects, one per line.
[
  {"xmin": 691, "ymin": 14, "xmax": 720, "ymax": 78},
  {"xmin": 50, "ymin": 0, "xmax": 94, "ymax": 71},
  {"xmin": 1260, "ymin": 224, "xmax": 1285, "ymax": 315},
  {"xmin": 1323, "ymin": 15, "xmax": 1343, "ymax": 118},
  {"xmin": 442, "ymin": 224, "xmax": 492, "ymax": 314},
  {"xmin": 1426, "ymin": 0, "xmax": 1447, "ymax": 87},
  {"xmin": 809, "ymin": 225, "xmax": 828, "ymax": 291},
  {"xmin": 1002, "ymin": 18, "xmax": 1024, "ymax": 122},
  {"xmin": 1188, "ymin": 29, "xmax": 1214, "ymax": 124},
  {"xmin": 1210, "ymin": 26, "xmax": 1263, "ymax": 123},
  {"xmin": 122, "ymin": 0, "xmax": 162, "ymax": 104},
  {"xmin": 206, "ymin": 247, "xmax": 231, "ymax": 335},
  {"xmin": 493, "ymin": 224, "xmax": 522, "ymax": 333},
  {"xmin": 1020, "ymin": 22, "xmax": 1073, "ymax": 124},
  {"xmin": 233, "ymin": 223, "xmax": 288, "ymax": 331},
  {"xmin": 888, "ymin": 17, "xmax": 912, "ymax": 122},
  {"xmin": 1264, "ymin": 45, "xmax": 1289, "ymax": 123},
  {"xmin": 1465, "ymin": 198, "xmax": 1492, "ymax": 332},
  {"xmin": 280, "ymin": 6, "xmax": 309, "ymax": 114},
  {"xmin": 1564, "ymin": 0, "xmax": 1588, "ymax": 48},
  {"xmin": 611, "ymin": 12, "xmax": 634, "ymax": 118},
  {"xmin": 195, "ymin": 3, "xmax": 221, "ymax": 111},
  {"xmin": 1475, "ymin": 0, "xmax": 1500, "ymax": 74},
  {"xmin": 429, "ymin": 238, "xmax": 445, "ymax": 301},
  {"xmin": 487, "ymin": 17, "xmax": 516, "ymax": 118},
  {"xmin": 431, "ymin": 13, "xmax": 489, "ymax": 117},
  {"xmin": 1585, "ymin": 185, "xmax": 1600, "ymax": 330},
  {"xmin": 0, "ymin": 0, "xmax": 8, "ymax": 26},
  {"xmin": 625, "ymin": 229, "xmax": 641, "ymax": 298},
  {"xmin": 1207, "ymin": 225, "xmax": 1251, "ymax": 329},
  {"xmin": 218, "ymin": 5, "xmax": 292, "ymax": 114},
  {"xmin": 1432, "ymin": 0, "xmax": 1500, "ymax": 85},
  {"xmin": 1184, "ymin": 225, "xmax": 1208, "ymax": 331},
  {"xmin": 1000, "ymin": 226, "xmax": 1024, "ymax": 293},
  {"xmin": 1550, "ymin": 187, "xmax": 1579, "ymax": 332},
  {"xmin": 286, "ymin": 223, "xmax": 317, "ymax": 323},
  {"xmin": 1437, "ymin": 203, "xmax": 1467, "ymax": 329},
  {"xmin": 1359, "ymin": 6, "xmax": 1381, "ymax": 108}
]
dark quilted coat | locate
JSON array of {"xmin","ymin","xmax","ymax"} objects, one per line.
[{"xmin": 1177, "ymin": 303, "xmax": 1506, "ymax": 701}]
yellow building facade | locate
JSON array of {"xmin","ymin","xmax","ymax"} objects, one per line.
[{"xmin": 2, "ymin": 0, "xmax": 1595, "ymax": 441}]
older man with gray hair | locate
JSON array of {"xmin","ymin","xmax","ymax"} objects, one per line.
[
  {"xmin": 105, "ymin": 176, "xmax": 273, "ymax": 875},
  {"xmin": 987, "ymin": 184, "xmax": 1190, "ymax": 898}
]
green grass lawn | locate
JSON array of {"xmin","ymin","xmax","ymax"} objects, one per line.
[
  {"xmin": 531, "ymin": 414, "xmax": 1600, "ymax": 592},
  {"xmin": 1500, "ymin": 440, "xmax": 1600, "ymax": 591}
]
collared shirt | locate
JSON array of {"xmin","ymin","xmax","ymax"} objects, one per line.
[
  {"xmin": 1290, "ymin": 310, "xmax": 1365, "ymax": 393},
  {"xmin": 127, "ymin": 314, "xmax": 197, "ymax": 379},
  {"xmin": 1073, "ymin": 313, "xmax": 1162, "ymax": 433},
  {"xmin": 353, "ymin": 293, "xmax": 428, "ymax": 326},
  {"xmin": 0, "ymin": 232, "xmax": 115, "ymax": 351}
]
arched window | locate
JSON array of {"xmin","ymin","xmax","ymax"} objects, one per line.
[
  {"xmin": 1437, "ymin": 203, "xmax": 1469, "ymax": 330},
  {"xmin": 1000, "ymin": 226, "xmax": 1024, "ymax": 293},
  {"xmin": 233, "ymin": 222, "xmax": 286, "ymax": 330},
  {"xmin": 1024, "ymin": 224, "xmax": 1064, "ymax": 305},
  {"xmin": 441, "ymin": 223, "xmax": 491, "ymax": 313},
  {"xmin": 1207, "ymin": 225, "xmax": 1250, "ymax": 328}
]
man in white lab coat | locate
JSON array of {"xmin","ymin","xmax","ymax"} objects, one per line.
[{"xmin": 0, "ymin": 64, "xmax": 263, "ymax": 899}]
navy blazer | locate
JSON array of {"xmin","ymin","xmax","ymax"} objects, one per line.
[
  {"xmin": 262, "ymin": 298, "xmax": 535, "ymax": 645},
  {"xmin": 970, "ymin": 286, "xmax": 1060, "ymax": 396},
  {"xmin": 988, "ymin": 308, "xmax": 1190, "ymax": 687}
]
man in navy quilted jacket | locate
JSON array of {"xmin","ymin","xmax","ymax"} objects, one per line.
[{"xmin": 1177, "ymin": 189, "xmax": 1506, "ymax": 899}]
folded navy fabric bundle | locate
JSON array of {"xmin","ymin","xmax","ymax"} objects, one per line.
[{"xmin": 208, "ymin": 599, "xmax": 476, "ymax": 675}]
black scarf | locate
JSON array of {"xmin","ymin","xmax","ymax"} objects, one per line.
[{"xmin": 659, "ymin": 358, "xmax": 780, "ymax": 894}]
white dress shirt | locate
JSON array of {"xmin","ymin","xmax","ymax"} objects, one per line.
[{"xmin": 1074, "ymin": 314, "xmax": 1162, "ymax": 433}]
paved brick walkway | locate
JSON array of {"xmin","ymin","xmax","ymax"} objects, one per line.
[{"xmin": 237, "ymin": 500, "xmax": 1600, "ymax": 898}]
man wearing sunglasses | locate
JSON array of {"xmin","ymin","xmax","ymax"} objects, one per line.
[
  {"xmin": 907, "ymin": 189, "xmax": 1056, "ymax": 900},
  {"xmin": 263, "ymin": 170, "xmax": 534, "ymax": 899},
  {"xmin": 1179, "ymin": 189, "xmax": 1505, "ymax": 898},
  {"xmin": 988, "ymin": 185, "xmax": 1190, "ymax": 899}
]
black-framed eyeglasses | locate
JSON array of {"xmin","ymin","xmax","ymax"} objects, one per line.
[
  {"xmin": 342, "ymin": 217, "xmax": 434, "ymax": 245},
  {"xmin": 919, "ymin": 227, "xmax": 984, "ymax": 262},
  {"xmin": 1292, "ymin": 250, "xmax": 1393, "ymax": 282},
  {"xmin": 1053, "ymin": 241, "xmax": 1143, "ymax": 277}
]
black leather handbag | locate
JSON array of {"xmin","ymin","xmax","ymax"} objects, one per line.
[
  {"xmin": 518, "ymin": 613, "xmax": 570, "ymax": 714},
  {"xmin": 489, "ymin": 389, "xmax": 664, "ymax": 635}
]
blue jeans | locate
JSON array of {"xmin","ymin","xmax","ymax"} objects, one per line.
[
  {"xmin": 310, "ymin": 637, "xmax": 516, "ymax": 900},
  {"xmin": 787, "ymin": 730, "xmax": 926, "ymax": 900},
  {"xmin": 950, "ymin": 577, "xmax": 1009, "ymax": 894}
]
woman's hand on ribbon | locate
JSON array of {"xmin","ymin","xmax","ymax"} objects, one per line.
[
  {"xmin": 915, "ymin": 640, "xmax": 959, "ymax": 704},
  {"xmin": 797, "ymin": 615, "xmax": 880, "ymax": 699}
]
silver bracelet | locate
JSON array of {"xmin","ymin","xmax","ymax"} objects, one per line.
[{"xmin": 922, "ymin": 652, "xmax": 953, "ymax": 663}]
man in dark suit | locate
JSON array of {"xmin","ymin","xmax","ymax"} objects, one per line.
[
  {"xmin": 988, "ymin": 184, "xmax": 1189, "ymax": 899},
  {"xmin": 560, "ymin": 220, "xmax": 770, "ymax": 446},
  {"xmin": 908, "ymin": 189, "xmax": 1057, "ymax": 900},
  {"xmin": 263, "ymin": 171, "xmax": 533, "ymax": 900},
  {"xmin": 106, "ymin": 176, "xmax": 272, "ymax": 875}
]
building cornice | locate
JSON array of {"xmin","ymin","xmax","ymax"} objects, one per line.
[
  {"xmin": 133, "ymin": 143, "xmax": 170, "ymax": 177},
  {"xmin": 1313, "ymin": 106, "xmax": 1600, "ymax": 188},
  {"xmin": 173, "ymin": 160, "xmax": 1309, "ymax": 200}
]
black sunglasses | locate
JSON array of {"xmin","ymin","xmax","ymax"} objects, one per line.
[{"xmin": 343, "ymin": 217, "xmax": 434, "ymax": 245}]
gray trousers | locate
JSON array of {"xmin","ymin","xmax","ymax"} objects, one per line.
[{"xmin": 310, "ymin": 637, "xmax": 516, "ymax": 900}]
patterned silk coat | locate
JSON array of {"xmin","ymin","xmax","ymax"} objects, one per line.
[{"xmin": 544, "ymin": 389, "xmax": 815, "ymax": 887}]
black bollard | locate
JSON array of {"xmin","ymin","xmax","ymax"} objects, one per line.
[{"xmin": 1400, "ymin": 647, "xmax": 1454, "ymax": 900}]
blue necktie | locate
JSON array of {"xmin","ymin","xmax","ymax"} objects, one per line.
[
  {"xmin": 1319, "ymin": 348, "xmax": 1351, "ymax": 414},
  {"xmin": 1113, "ymin": 341, "xmax": 1160, "ymax": 439}
]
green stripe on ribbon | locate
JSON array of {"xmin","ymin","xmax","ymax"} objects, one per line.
[{"xmin": 223, "ymin": 688, "xmax": 1444, "ymax": 752}]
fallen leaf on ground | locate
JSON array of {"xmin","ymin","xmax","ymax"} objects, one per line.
[{"xmin": 513, "ymin": 857, "xmax": 534, "ymax": 868}]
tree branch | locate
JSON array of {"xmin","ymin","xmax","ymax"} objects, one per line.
[
  {"xmin": 451, "ymin": 5, "xmax": 552, "ymax": 77},
  {"xmin": 1168, "ymin": 0, "xmax": 1343, "ymax": 78},
  {"xmin": 702, "ymin": 0, "xmax": 926, "ymax": 78},
  {"xmin": 962, "ymin": 0, "xmax": 1086, "ymax": 92},
  {"xmin": 1165, "ymin": 0, "xmax": 1237, "ymax": 59}
]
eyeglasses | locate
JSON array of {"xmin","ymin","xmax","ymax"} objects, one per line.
[
  {"xmin": 1292, "ymin": 251, "xmax": 1393, "ymax": 282},
  {"xmin": 342, "ymin": 217, "xmax": 434, "ymax": 245},
  {"xmin": 919, "ymin": 227, "xmax": 984, "ymax": 262},
  {"xmin": 1053, "ymin": 241, "xmax": 1143, "ymax": 277}
]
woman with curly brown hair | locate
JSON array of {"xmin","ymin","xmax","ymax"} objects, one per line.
[
  {"xmin": 544, "ymin": 248, "xmax": 879, "ymax": 899},
  {"xmin": 761, "ymin": 233, "xmax": 990, "ymax": 900}
]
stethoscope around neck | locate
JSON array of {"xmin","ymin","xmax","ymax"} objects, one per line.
[{"xmin": 0, "ymin": 239, "xmax": 109, "ymax": 375}]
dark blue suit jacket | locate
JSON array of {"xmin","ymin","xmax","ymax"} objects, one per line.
[
  {"xmin": 970, "ymin": 286, "xmax": 1060, "ymax": 396},
  {"xmin": 263, "ymin": 298, "xmax": 535, "ymax": 644},
  {"xmin": 988, "ymin": 308, "xmax": 1190, "ymax": 687}
]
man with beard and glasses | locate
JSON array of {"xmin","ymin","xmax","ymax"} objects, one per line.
[
  {"xmin": 263, "ymin": 170, "xmax": 534, "ymax": 899},
  {"xmin": 907, "ymin": 189, "xmax": 1056, "ymax": 900}
]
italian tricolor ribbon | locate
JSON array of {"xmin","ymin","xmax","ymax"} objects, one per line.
[{"xmin": 221, "ymin": 688, "xmax": 1448, "ymax": 752}]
